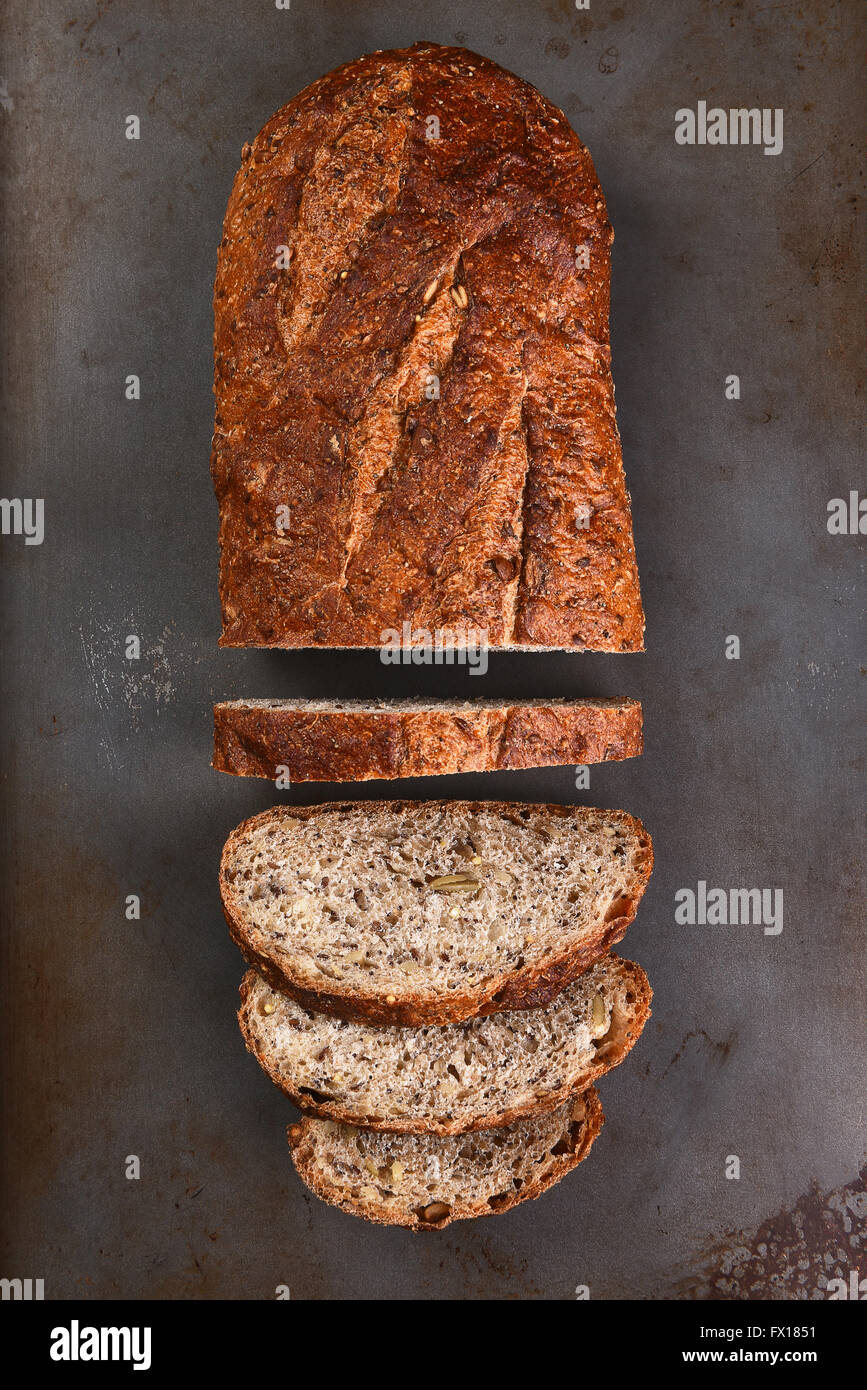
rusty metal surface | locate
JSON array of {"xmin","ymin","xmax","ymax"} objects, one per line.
[{"xmin": 0, "ymin": 0, "xmax": 863, "ymax": 1300}]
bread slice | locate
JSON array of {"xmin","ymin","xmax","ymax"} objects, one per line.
[
  {"xmin": 220, "ymin": 801, "xmax": 653, "ymax": 1026},
  {"xmin": 240, "ymin": 955, "xmax": 649, "ymax": 1134},
  {"xmin": 287, "ymin": 1088, "xmax": 603, "ymax": 1229},
  {"xmin": 213, "ymin": 696, "xmax": 643, "ymax": 782}
]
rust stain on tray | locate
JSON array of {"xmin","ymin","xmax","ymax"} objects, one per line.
[{"xmin": 673, "ymin": 1164, "xmax": 867, "ymax": 1300}]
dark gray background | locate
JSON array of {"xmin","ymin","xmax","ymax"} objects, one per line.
[{"xmin": 1, "ymin": 0, "xmax": 863, "ymax": 1300}]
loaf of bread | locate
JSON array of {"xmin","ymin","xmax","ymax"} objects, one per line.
[
  {"xmin": 213, "ymin": 696, "xmax": 643, "ymax": 781},
  {"xmin": 240, "ymin": 955, "xmax": 649, "ymax": 1134},
  {"xmin": 287, "ymin": 1088, "xmax": 603, "ymax": 1229},
  {"xmin": 220, "ymin": 801, "xmax": 652, "ymax": 1025},
  {"xmin": 211, "ymin": 41, "xmax": 644, "ymax": 651}
]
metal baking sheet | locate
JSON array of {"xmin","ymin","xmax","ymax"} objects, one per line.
[{"xmin": 1, "ymin": 0, "xmax": 863, "ymax": 1300}]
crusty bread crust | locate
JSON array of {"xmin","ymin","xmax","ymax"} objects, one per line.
[
  {"xmin": 213, "ymin": 697, "xmax": 643, "ymax": 781},
  {"xmin": 286, "ymin": 1088, "xmax": 604, "ymax": 1229},
  {"xmin": 219, "ymin": 800, "xmax": 653, "ymax": 1026},
  {"xmin": 212, "ymin": 42, "xmax": 644, "ymax": 651},
  {"xmin": 239, "ymin": 957, "xmax": 651, "ymax": 1134}
]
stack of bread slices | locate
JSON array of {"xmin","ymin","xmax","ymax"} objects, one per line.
[
  {"xmin": 211, "ymin": 43, "xmax": 654, "ymax": 1229},
  {"xmin": 218, "ymin": 779, "xmax": 653, "ymax": 1229}
]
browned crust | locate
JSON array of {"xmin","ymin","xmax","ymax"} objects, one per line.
[
  {"xmin": 213, "ymin": 698, "xmax": 643, "ymax": 782},
  {"xmin": 212, "ymin": 42, "xmax": 644, "ymax": 651},
  {"xmin": 238, "ymin": 957, "xmax": 651, "ymax": 1135},
  {"xmin": 286, "ymin": 1088, "xmax": 604, "ymax": 1229},
  {"xmin": 219, "ymin": 800, "xmax": 653, "ymax": 1026}
]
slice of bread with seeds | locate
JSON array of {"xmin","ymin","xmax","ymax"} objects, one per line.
[
  {"xmin": 220, "ymin": 800, "xmax": 653, "ymax": 1026},
  {"xmin": 287, "ymin": 1088, "xmax": 604, "ymax": 1229},
  {"xmin": 240, "ymin": 955, "xmax": 650, "ymax": 1134}
]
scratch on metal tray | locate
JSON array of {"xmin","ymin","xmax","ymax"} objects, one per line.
[{"xmin": 79, "ymin": 626, "xmax": 120, "ymax": 770}]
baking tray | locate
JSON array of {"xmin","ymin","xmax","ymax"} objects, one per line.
[{"xmin": 1, "ymin": 0, "xmax": 863, "ymax": 1299}]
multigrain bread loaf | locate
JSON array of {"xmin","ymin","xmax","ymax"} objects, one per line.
[
  {"xmin": 287, "ymin": 1088, "xmax": 603, "ymax": 1229},
  {"xmin": 219, "ymin": 801, "xmax": 653, "ymax": 1025},
  {"xmin": 213, "ymin": 696, "xmax": 643, "ymax": 781},
  {"xmin": 240, "ymin": 955, "xmax": 650, "ymax": 1134},
  {"xmin": 211, "ymin": 41, "xmax": 643, "ymax": 651}
]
